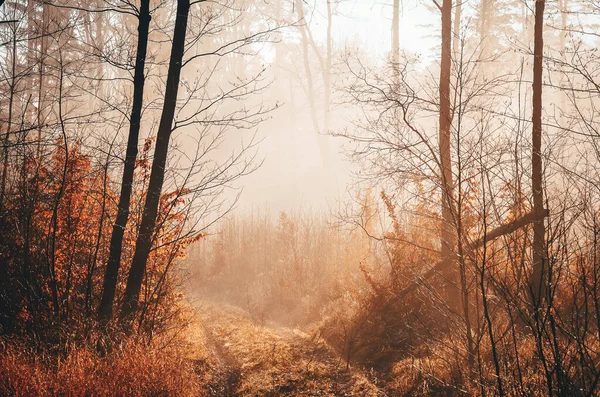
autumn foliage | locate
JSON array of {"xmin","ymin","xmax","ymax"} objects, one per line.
[{"xmin": 0, "ymin": 138, "xmax": 197, "ymax": 340}]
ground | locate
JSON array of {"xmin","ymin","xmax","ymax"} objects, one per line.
[{"xmin": 186, "ymin": 302, "xmax": 383, "ymax": 397}]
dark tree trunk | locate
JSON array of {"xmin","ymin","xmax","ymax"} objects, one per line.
[
  {"xmin": 531, "ymin": 0, "xmax": 546, "ymax": 305},
  {"xmin": 119, "ymin": 0, "xmax": 190, "ymax": 328},
  {"xmin": 97, "ymin": 0, "xmax": 151, "ymax": 324}
]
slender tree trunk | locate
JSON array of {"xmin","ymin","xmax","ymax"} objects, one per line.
[
  {"xmin": 25, "ymin": 1, "xmax": 36, "ymax": 124},
  {"xmin": 439, "ymin": 0, "xmax": 458, "ymax": 309},
  {"xmin": 479, "ymin": 0, "xmax": 489, "ymax": 52},
  {"xmin": 558, "ymin": 0, "xmax": 567, "ymax": 52},
  {"xmin": 324, "ymin": 0, "xmax": 333, "ymax": 134},
  {"xmin": 298, "ymin": 14, "xmax": 318, "ymax": 134},
  {"xmin": 48, "ymin": 56, "xmax": 69, "ymax": 322},
  {"xmin": 36, "ymin": 6, "xmax": 47, "ymax": 160},
  {"xmin": 531, "ymin": 0, "xmax": 546, "ymax": 306},
  {"xmin": 558, "ymin": 0, "xmax": 568, "ymax": 114},
  {"xmin": 525, "ymin": 0, "xmax": 534, "ymax": 46},
  {"xmin": 119, "ymin": 0, "xmax": 190, "ymax": 328},
  {"xmin": 452, "ymin": 0, "xmax": 462, "ymax": 56},
  {"xmin": 97, "ymin": 0, "xmax": 151, "ymax": 323},
  {"xmin": 1, "ymin": 21, "xmax": 18, "ymax": 215},
  {"xmin": 295, "ymin": 0, "xmax": 330, "ymax": 168},
  {"xmin": 391, "ymin": 0, "xmax": 400, "ymax": 81},
  {"xmin": 479, "ymin": 186, "xmax": 504, "ymax": 395},
  {"xmin": 274, "ymin": 0, "xmax": 283, "ymax": 97},
  {"xmin": 94, "ymin": 0, "xmax": 104, "ymax": 81},
  {"xmin": 455, "ymin": 21, "xmax": 473, "ymax": 367},
  {"xmin": 87, "ymin": 147, "xmax": 111, "ymax": 317}
]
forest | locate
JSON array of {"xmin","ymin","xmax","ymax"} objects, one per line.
[{"xmin": 0, "ymin": 0, "xmax": 599, "ymax": 396}]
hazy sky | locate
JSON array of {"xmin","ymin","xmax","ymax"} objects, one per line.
[
  {"xmin": 229, "ymin": 0, "xmax": 440, "ymax": 214},
  {"xmin": 328, "ymin": 0, "xmax": 438, "ymax": 61}
]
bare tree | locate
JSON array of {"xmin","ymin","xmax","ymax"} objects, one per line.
[
  {"xmin": 119, "ymin": 0, "xmax": 191, "ymax": 327},
  {"xmin": 98, "ymin": 0, "xmax": 151, "ymax": 324}
]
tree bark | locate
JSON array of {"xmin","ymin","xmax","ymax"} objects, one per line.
[
  {"xmin": 98, "ymin": 0, "xmax": 151, "ymax": 324},
  {"xmin": 119, "ymin": 0, "xmax": 190, "ymax": 328},
  {"xmin": 438, "ymin": 0, "xmax": 458, "ymax": 309},
  {"xmin": 531, "ymin": 0, "xmax": 546, "ymax": 305}
]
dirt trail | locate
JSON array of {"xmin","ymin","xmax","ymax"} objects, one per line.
[
  {"xmin": 190, "ymin": 302, "xmax": 383, "ymax": 397},
  {"xmin": 200, "ymin": 318, "xmax": 243, "ymax": 396}
]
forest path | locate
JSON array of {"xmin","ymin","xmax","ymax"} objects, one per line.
[{"xmin": 189, "ymin": 301, "xmax": 383, "ymax": 397}]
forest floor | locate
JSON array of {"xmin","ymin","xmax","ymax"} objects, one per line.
[{"xmin": 185, "ymin": 302, "xmax": 383, "ymax": 397}]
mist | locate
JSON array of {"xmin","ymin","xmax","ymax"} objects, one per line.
[{"xmin": 1, "ymin": 0, "xmax": 600, "ymax": 396}]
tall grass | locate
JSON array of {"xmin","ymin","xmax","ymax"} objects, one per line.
[{"xmin": 0, "ymin": 336, "xmax": 203, "ymax": 397}]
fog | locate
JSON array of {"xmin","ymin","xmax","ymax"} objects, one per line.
[
  {"xmin": 175, "ymin": 0, "xmax": 442, "ymax": 213},
  {"xmin": 2, "ymin": 0, "xmax": 600, "ymax": 395}
]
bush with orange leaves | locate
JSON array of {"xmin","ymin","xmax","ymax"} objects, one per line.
[
  {"xmin": 0, "ymin": 137, "xmax": 207, "ymax": 394},
  {"xmin": 0, "ymin": 138, "xmax": 200, "ymax": 343}
]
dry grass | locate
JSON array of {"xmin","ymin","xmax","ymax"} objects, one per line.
[
  {"xmin": 198, "ymin": 303, "xmax": 382, "ymax": 396},
  {"xmin": 0, "ymin": 336, "xmax": 205, "ymax": 397},
  {"xmin": 386, "ymin": 350, "xmax": 467, "ymax": 396},
  {"xmin": 383, "ymin": 333, "xmax": 565, "ymax": 397}
]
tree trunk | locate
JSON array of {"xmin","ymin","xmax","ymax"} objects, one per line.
[
  {"xmin": 531, "ymin": 0, "xmax": 546, "ymax": 306},
  {"xmin": 391, "ymin": 0, "xmax": 400, "ymax": 81},
  {"xmin": 295, "ymin": 0, "xmax": 317, "ymax": 133},
  {"xmin": 558, "ymin": 0, "xmax": 567, "ymax": 52},
  {"xmin": 479, "ymin": 0, "xmax": 489, "ymax": 50},
  {"xmin": 94, "ymin": 0, "xmax": 104, "ymax": 81},
  {"xmin": 97, "ymin": 0, "xmax": 151, "ymax": 324},
  {"xmin": 1, "ymin": 20, "xmax": 18, "ymax": 215},
  {"xmin": 36, "ymin": 5, "xmax": 47, "ymax": 160},
  {"xmin": 452, "ymin": 0, "xmax": 462, "ymax": 56},
  {"xmin": 119, "ymin": 0, "xmax": 190, "ymax": 328},
  {"xmin": 295, "ymin": 0, "xmax": 330, "ymax": 168},
  {"xmin": 452, "ymin": 0, "xmax": 473, "ymax": 366},
  {"xmin": 558, "ymin": 0, "xmax": 568, "ymax": 114},
  {"xmin": 439, "ymin": 0, "xmax": 458, "ymax": 309},
  {"xmin": 324, "ymin": 0, "xmax": 333, "ymax": 134}
]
